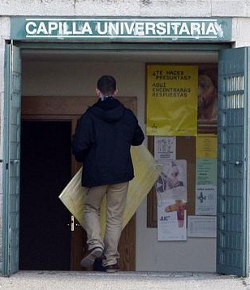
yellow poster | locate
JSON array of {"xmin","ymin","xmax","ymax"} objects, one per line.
[
  {"xmin": 146, "ymin": 64, "xmax": 198, "ymax": 136},
  {"xmin": 196, "ymin": 134, "xmax": 217, "ymax": 159},
  {"xmin": 59, "ymin": 145, "xmax": 160, "ymax": 237}
]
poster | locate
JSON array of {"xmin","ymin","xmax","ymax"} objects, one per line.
[
  {"xmin": 196, "ymin": 158, "xmax": 217, "ymax": 185},
  {"xmin": 195, "ymin": 185, "xmax": 217, "ymax": 215},
  {"xmin": 156, "ymin": 159, "xmax": 187, "ymax": 240},
  {"xmin": 158, "ymin": 198, "xmax": 187, "ymax": 241},
  {"xmin": 146, "ymin": 64, "xmax": 198, "ymax": 136},
  {"xmin": 154, "ymin": 136, "xmax": 176, "ymax": 161},
  {"xmin": 196, "ymin": 134, "xmax": 217, "ymax": 216},
  {"xmin": 196, "ymin": 134, "xmax": 217, "ymax": 159},
  {"xmin": 156, "ymin": 160, "xmax": 187, "ymax": 201},
  {"xmin": 59, "ymin": 145, "xmax": 160, "ymax": 237},
  {"xmin": 198, "ymin": 66, "xmax": 218, "ymax": 125}
]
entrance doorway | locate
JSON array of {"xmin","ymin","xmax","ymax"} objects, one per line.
[
  {"xmin": 20, "ymin": 121, "xmax": 72, "ymax": 270},
  {"xmin": 20, "ymin": 96, "xmax": 136, "ymax": 271}
]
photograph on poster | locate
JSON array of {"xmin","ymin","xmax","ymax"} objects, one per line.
[
  {"xmin": 156, "ymin": 160, "xmax": 187, "ymax": 201},
  {"xmin": 198, "ymin": 65, "xmax": 218, "ymax": 131}
]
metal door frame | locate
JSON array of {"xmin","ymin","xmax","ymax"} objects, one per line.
[{"xmin": 2, "ymin": 40, "xmax": 231, "ymax": 275}]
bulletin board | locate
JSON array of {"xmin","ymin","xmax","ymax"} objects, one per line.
[
  {"xmin": 147, "ymin": 136, "xmax": 196, "ymax": 227},
  {"xmin": 146, "ymin": 63, "xmax": 218, "ymax": 227}
]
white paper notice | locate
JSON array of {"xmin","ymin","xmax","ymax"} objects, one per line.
[
  {"xmin": 188, "ymin": 216, "xmax": 216, "ymax": 238},
  {"xmin": 195, "ymin": 185, "xmax": 217, "ymax": 215},
  {"xmin": 156, "ymin": 159, "xmax": 187, "ymax": 241},
  {"xmin": 154, "ymin": 136, "xmax": 176, "ymax": 161}
]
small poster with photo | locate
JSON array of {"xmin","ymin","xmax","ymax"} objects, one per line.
[
  {"xmin": 198, "ymin": 64, "xmax": 218, "ymax": 133},
  {"xmin": 156, "ymin": 160, "xmax": 187, "ymax": 201}
]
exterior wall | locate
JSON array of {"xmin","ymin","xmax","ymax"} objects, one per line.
[
  {"xmin": 0, "ymin": 0, "xmax": 250, "ymax": 18},
  {"xmin": 1, "ymin": 0, "xmax": 250, "ymax": 273},
  {"xmin": 232, "ymin": 18, "xmax": 250, "ymax": 47}
]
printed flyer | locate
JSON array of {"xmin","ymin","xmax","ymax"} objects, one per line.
[
  {"xmin": 157, "ymin": 198, "xmax": 187, "ymax": 241},
  {"xmin": 156, "ymin": 159, "xmax": 187, "ymax": 241},
  {"xmin": 146, "ymin": 64, "xmax": 198, "ymax": 136}
]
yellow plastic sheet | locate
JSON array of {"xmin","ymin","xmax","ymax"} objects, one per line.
[{"xmin": 59, "ymin": 144, "xmax": 160, "ymax": 236}]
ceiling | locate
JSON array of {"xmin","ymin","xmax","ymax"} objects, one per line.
[{"xmin": 21, "ymin": 49, "xmax": 218, "ymax": 63}]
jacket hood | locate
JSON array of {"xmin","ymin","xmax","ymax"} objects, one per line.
[{"xmin": 89, "ymin": 103, "xmax": 125, "ymax": 123}]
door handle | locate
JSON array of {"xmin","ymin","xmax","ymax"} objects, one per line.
[
  {"xmin": 235, "ymin": 160, "xmax": 242, "ymax": 166},
  {"xmin": 67, "ymin": 216, "xmax": 82, "ymax": 231},
  {"xmin": 68, "ymin": 215, "xmax": 75, "ymax": 231}
]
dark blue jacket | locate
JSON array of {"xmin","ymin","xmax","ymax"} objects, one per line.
[{"xmin": 72, "ymin": 98, "xmax": 145, "ymax": 187}]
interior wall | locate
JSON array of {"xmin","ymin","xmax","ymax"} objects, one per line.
[{"xmin": 22, "ymin": 59, "xmax": 216, "ymax": 272}]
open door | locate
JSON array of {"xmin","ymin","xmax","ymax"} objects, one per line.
[
  {"xmin": 217, "ymin": 47, "xmax": 249, "ymax": 277},
  {"xmin": 3, "ymin": 44, "xmax": 21, "ymax": 276}
]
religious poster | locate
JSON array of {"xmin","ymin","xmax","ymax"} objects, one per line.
[
  {"xmin": 157, "ymin": 199, "xmax": 187, "ymax": 241},
  {"xmin": 198, "ymin": 66, "xmax": 218, "ymax": 125},
  {"xmin": 146, "ymin": 64, "xmax": 198, "ymax": 136},
  {"xmin": 156, "ymin": 160, "xmax": 187, "ymax": 201},
  {"xmin": 156, "ymin": 159, "xmax": 187, "ymax": 240}
]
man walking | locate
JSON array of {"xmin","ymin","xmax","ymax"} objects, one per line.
[{"xmin": 72, "ymin": 75, "xmax": 144, "ymax": 273}]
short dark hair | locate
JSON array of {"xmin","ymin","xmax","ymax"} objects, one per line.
[{"xmin": 97, "ymin": 75, "xmax": 116, "ymax": 95}]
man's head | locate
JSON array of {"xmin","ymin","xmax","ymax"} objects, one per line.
[{"xmin": 96, "ymin": 75, "xmax": 118, "ymax": 97}]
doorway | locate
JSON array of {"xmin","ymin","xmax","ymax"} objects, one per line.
[
  {"xmin": 19, "ymin": 95, "xmax": 136, "ymax": 271},
  {"xmin": 20, "ymin": 120, "xmax": 72, "ymax": 270}
]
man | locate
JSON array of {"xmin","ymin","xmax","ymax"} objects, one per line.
[{"xmin": 72, "ymin": 75, "xmax": 145, "ymax": 273}]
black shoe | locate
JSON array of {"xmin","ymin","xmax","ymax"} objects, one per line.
[
  {"xmin": 80, "ymin": 247, "xmax": 103, "ymax": 268},
  {"xmin": 105, "ymin": 264, "xmax": 120, "ymax": 273},
  {"xmin": 93, "ymin": 256, "xmax": 106, "ymax": 272}
]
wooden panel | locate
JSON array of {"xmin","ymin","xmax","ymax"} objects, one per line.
[
  {"xmin": 22, "ymin": 96, "xmax": 137, "ymax": 115},
  {"xmin": 118, "ymin": 215, "xmax": 136, "ymax": 271},
  {"xmin": 176, "ymin": 136, "xmax": 196, "ymax": 216}
]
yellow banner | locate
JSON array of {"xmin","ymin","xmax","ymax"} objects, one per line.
[
  {"xmin": 59, "ymin": 145, "xmax": 160, "ymax": 237},
  {"xmin": 146, "ymin": 65, "xmax": 198, "ymax": 136}
]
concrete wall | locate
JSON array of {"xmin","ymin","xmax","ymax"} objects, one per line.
[{"xmin": 0, "ymin": 0, "xmax": 250, "ymax": 18}]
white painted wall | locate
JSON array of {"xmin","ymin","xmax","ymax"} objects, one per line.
[{"xmin": 1, "ymin": 0, "xmax": 250, "ymax": 273}]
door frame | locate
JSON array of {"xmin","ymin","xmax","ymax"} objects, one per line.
[
  {"xmin": 21, "ymin": 95, "xmax": 137, "ymax": 271},
  {"xmin": 3, "ymin": 40, "xmax": 233, "ymax": 275}
]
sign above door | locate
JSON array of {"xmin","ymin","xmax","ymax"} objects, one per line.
[{"xmin": 11, "ymin": 17, "xmax": 232, "ymax": 42}]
